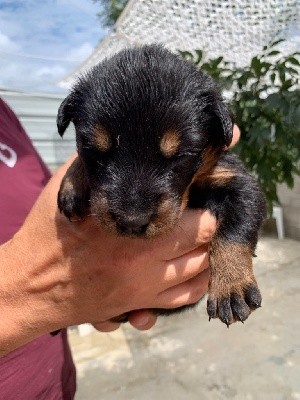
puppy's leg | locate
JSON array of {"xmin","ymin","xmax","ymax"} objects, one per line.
[
  {"xmin": 207, "ymin": 240, "xmax": 262, "ymax": 326},
  {"xmin": 58, "ymin": 156, "xmax": 90, "ymax": 220},
  {"xmin": 190, "ymin": 153, "xmax": 266, "ymax": 326}
]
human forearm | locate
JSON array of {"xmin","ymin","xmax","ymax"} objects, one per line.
[{"xmin": 0, "ymin": 238, "xmax": 59, "ymax": 356}]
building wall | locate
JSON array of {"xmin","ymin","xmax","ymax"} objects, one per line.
[
  {"xmin": 1, "ymin": 90, "xmax": 76, "ymax": 171},
  {"xmin": 278, "ymin": 176, "xmax": 300, "ymax": 240}
]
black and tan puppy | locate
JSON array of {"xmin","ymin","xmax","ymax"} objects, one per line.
[{"xmin": 57, "ymin": 44, "xmax": 266, "ymax": 327}]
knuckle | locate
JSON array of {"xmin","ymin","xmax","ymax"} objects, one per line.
[
  {"xmin": 168, "ymin": 294, "xmax": 198, "ymax": 309},
  {"xmin": 197, "ymin": 211, "xmax": 217, "ymax": 243},
  {"xmin": 181, "ymin": 289, "xmax": 206, "ymax": 307}
]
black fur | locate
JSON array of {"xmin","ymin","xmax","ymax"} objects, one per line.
[{"xmin": 56, "ymin": 44, "xmax": 266, "ymax": 328}]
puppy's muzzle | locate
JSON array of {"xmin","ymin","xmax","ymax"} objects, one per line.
[{"xmin": 110, "ymin": 210, "xmax": 153, "ymax": 236}]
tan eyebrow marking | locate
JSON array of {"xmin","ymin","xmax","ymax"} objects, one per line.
[
  {"xmin": 94, "ymin": 125, "xmax": 111, "ymax": 152},
  {"xmin": 206, "ymin": 167, "xmax": 235, "ymax": 186},
  {"xmin": 160, "ymin": 130, "xmax": 181, "ymax": 157}
]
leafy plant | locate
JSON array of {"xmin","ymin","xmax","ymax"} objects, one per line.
[
  {"xmin": 93, "ymin": 0, "xmax": 129, "ymax": 28},
  {"xmin": 180, "ymin": 41, "xmax": 300, "ymax": 212}
]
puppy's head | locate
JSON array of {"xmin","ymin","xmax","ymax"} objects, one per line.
[{"xmin": 57, "ymin": 45, "xmax": 233, "ymax": 238}]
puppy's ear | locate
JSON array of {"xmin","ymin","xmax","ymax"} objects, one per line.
[
  {"xmin": 204, "ymin": 101, "xmax": 233, "ymax": 148},
  {"xmin": 57, "ymin": 94, "xmax": 74, "ymax": 137}
]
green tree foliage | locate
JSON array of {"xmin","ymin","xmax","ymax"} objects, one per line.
[
  {"xmin": 180, "ymin": 42, "xmax": 300, "ymax": 212},
  {"xmin": 93, "ymin": 0, "xmax": 129, "ymax": 28}
]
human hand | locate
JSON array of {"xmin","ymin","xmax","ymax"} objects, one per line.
[
  {"xmin": 92, "ymin": 207, "xmax": 214, "ymax": 332},
  {"xmin": 230, "ymin": 124, "xmax": 240, "ymax": 148},
  {"xmin": 0, "ymin": 157, "xmax": 215, "ymax": 355},
  {"xmin": 0, "ymin": 125, "xmax": 239, "ymax": 355},
  {"xmin": 35, "ymin": 168, "xmax": 215, "ymax": 329}
]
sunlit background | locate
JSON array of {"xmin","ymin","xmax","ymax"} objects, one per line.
[
  {"xmin": 0, "ymin": 0, "xmax": 105, "ymax": 92},
  {"xmin": 0, "ymin": 2, "xmax": 299, "ymax": 398}
]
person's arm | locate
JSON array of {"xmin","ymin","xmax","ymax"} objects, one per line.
[
  {"xmin": 0, "ymin": 125, "xmax": 240, "ymax": 357},
  {"xmin": 0, "ymin": 156, "xmax": 215, "ymax": 357}
]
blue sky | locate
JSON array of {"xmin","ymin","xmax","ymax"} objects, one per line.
[{"xmin": 0, "ymin": 0, "xmax": 106, "ymax": 93}]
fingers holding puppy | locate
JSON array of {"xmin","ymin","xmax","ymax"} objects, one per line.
[{"xmin": 93, "ymin": 245, "xmax": 210, "ymax": 332}]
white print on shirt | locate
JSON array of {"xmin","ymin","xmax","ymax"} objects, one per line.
[{"xmin": 0, "ymin": 142, "xmax": 17, "ymax": 168}]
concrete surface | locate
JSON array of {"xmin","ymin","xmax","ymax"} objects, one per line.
[{"xmin": 68, "ymin": 236, "xmax": 300, "ymax": 400}]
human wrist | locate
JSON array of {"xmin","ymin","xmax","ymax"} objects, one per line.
[
  {"xmin": 0, "ymin": 239, "xmax": 38, "ymax": 355},
  {"xmin": 0, "ymin": 234, "xmax": 65, "ymax": 356}
]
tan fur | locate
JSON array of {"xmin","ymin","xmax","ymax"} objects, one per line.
[
  {"xmin": 91, "ymin": 193, "xmax": 180, "ymax": 238},
  {"xmin": 180, "ymin": 146, "xmax": 220, "ymax": 211},
  {"xmin": 59, "ymin": 157, "xmax": 89, "ymax": 201},
  {"xmin": 90, "ymin": 194, "xmax": 117, "ymax": 232},
  {"xmin": 195, "ymin": 146, "xmax": 220, "ymax": 180},
  {"xmin": 147, "ymin": 196, "xmax": 179, "ymax": 237},
  {"xmin": 204, "ymin": 166, "xmax": 235, "ymax": 186},
  {"xmin": 160, "ymin": 130, "xmax": 180, "ymax": 157},
  {"xmin": 179, "ymin": 147, "xmax": 235, "ymax": 212},
  {"xmin": 94, "ymin": 125, "xmax": 111, "ymax": 152},
  {"xmin": 61, "ymin": 178, "xmax": 74, "ymax": 192},
  {"xmin": 209, "ymin": 241, "xmax": 256, "ymax": 298}
]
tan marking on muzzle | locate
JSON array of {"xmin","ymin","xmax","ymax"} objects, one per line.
[
  {"xmin": 147, "ymin": 195, "xmax": 180, "ymax": 237},
  {"xmin": 90, "ymin": 194, "xmax": 118, "ymax": 234}
]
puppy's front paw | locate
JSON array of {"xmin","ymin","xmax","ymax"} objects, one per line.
[
  {"xmin": 208, "ymin": 241, "xmax": 262, "ymax": 326},
  {"xmin": 58, "ymin": 182, "xmax": 88, "ymax": 220},
  {"xmin": 57, "ymin": 157, "xmax": 90, "ymax": 220},
  {"xmin": 207, "ymin": 281, "xmax": 262, "ymax": 326}
]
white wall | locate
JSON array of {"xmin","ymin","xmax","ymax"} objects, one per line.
[
  {"xmin": 1, "ymin": 90, "xmax": 76, "ymax": 171},
  {"xmin": 278, "ymin": 176, "xmax": 300, "ymax": 240}
]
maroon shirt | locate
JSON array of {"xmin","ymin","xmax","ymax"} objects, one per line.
[{"xmin": 0, "ymin": 98, "xmax": 76, "ymax": 399}]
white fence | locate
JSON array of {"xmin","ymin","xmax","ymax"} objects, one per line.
[{"xmin": 1, "ymin": 90, "xmax": 76, "ymax": 171}]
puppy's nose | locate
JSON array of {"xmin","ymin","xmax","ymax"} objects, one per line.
[{"xmin": 112, "ymin": 212, "xmax": 151, "ymax": 235}]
